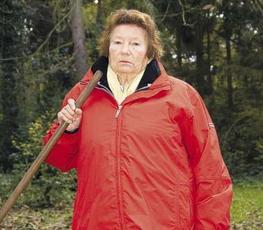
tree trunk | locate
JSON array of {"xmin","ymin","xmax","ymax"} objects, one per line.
[
  {"xmin": 0, "ymin": 2, "xmax": 19, "ymax": 172},
  {"xmin": 176, "ymin": 24, "xmax": 182, "ymax": 69},
  {"xmin": 206, "ymin": 23, "xmax": 213, "ymax": 95},
  {"xmin": 223, "ymin": 1, "xmax": 234, "ymax": 109},
  {"xmin": 195, "ymin": 14, "xmax": 206, "ymax": 96},
  {"xmin": 226, "ymin": 37, "xmax": 233, "ymax": 108},
  {"xmin": 0, "ymin": 63, "xmax": 17, "ymax": 172},
  {"xmin": 71, "ymin": 0, "xmax": 88, "ymax": 77},
  {"xmin": 96, "ymin": 0, "xmax": 104, "ymax": 32}
]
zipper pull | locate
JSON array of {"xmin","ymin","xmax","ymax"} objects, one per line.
[{"xmin": 115, "ymin": 105, "xmax": 123, "ymax": 118}]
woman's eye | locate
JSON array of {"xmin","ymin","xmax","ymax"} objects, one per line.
[
  {"xmin": 113, "ymin": 41, "xmax": 122, "ymax": 45},
  {"xmin": 132, "ymin": 42, "xmax": 140, "ymax": 46}
]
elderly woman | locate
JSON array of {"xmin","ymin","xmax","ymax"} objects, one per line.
[{"xmin": 44, "ymin": 9, "xmax": 232, "ymax": 230}]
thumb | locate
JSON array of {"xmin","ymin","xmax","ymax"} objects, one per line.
[{"xmin": 75, "ymin": 108, "xmax": 82, "ymax": 115}]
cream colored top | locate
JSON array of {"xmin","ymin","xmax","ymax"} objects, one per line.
[{"xmin": 107, "ymin": 65, "xmax": 145, "ymax": 105}]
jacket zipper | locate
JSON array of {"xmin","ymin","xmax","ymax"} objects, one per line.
[
  {"xmin": 115, "ymin": 105, "xmax": 123, "ymax": 118},
  {"xmin": 96, "ymin": 83, "xmax": 123, "ymax": 119},
  {"xmin": 114, "ymin": 83, "xmax": 154, "ymax": 229},
  {"xmin": 115, "ymin": 109, "xmax": 125, "ymax": 229},
  {"xmin": 97, "ymin": 81, "xmax": 155, "ymax": 229},
  {"xmin": 97, "ymin": 82, "xmax": 125, "ymax": 229}
]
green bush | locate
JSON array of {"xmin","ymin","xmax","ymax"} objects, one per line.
[
  {"xmin": 218, "ymin": 107, "xmax": 263, "ymax": 178},
  {"xmin": 8, "ymin": 111, "xmax": 76, "ymax": 208}
]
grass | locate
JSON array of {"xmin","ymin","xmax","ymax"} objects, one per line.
[
  {"xmin": 0, "ymin": 177, "xmax": 262, "ymax": 229},
  {"xmin": 231, "ymin": 179, "xmax": 263, "ymax": 229},
  {"xmin": 0, "ymin": 207, "xmax": 72, "ymax": 229}
]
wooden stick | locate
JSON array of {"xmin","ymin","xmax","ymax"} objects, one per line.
[{"xmin": 0, "ymin": 70, "xmax": 102, "ymax": 223}]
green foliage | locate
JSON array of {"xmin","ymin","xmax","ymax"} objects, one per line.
[
  {"xmin": 231, "ymin": 179, "xmax": 263, "ymax": 229},
  {"xmin": 0, "ymin": 0, "xmax": 262, "ymax": 213},
  {"xmin": 0, "ymin": 0, "xmax": 26, "ymax": 171},
  {"xmin": 220, "ymin": 107, "xmax": 263, "ymax": 177},
  {"xmin": 1, "ymin": 178, "xmax": 262, "ymax": 229},
  {"xmin": 0, "ymin": 0, "xmax": 77, "ymax": 171},
  {"xmin": 9, "ymin": 111, "xmax": 75, "ymax": 208},
  {"xmin": 0, "ymin": 205, "xmax": 72, "ymax": 229}
]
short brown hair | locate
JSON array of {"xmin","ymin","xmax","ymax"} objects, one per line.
[{"xmin": 98, "ymin": 9, "xmax": 163, "ymax": 59}]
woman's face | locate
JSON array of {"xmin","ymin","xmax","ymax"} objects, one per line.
[{"xmin": 109, "ymin": 24, "xmax": 149, "ymax": 77}]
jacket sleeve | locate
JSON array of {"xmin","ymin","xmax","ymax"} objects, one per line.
[
  {"xmin": 43, "ymin": 121, "xmax": 80, "ymax": 172},
  {"xmin": 181, "ymin": 85, "xmax": 233, "ymax": 230},
  {"xmin": 43, "ymin": 82, "xmax": 83, "ymax": 172}
]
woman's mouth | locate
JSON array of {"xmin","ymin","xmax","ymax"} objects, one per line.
[{"xmin": 119, "ymin": 60, "xmax": 132, "ymax": 64}]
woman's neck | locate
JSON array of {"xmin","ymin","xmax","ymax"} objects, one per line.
[{"xmin": 117, "ymin": 73, "xmax": 136, "ymax": 87}]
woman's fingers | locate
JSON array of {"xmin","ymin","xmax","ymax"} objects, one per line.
[
  {"xmin": 57, "ymin": 99, "xmax": 82, "ymax": 130},
  {"xmin": 59, "ymin": 109, "xmax": 74, "ymax": 123},
  {"xmin": 75, "ymin": 108, "xmax": 82, "ymax": 116},
  {"xmin": 68, "ymin": 98, "xmax": 76, "ymax": 111}
]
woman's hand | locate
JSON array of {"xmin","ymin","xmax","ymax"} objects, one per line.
[{"xmin": 57, "ymin": 98, "xmax": 82, "ymax": 132}]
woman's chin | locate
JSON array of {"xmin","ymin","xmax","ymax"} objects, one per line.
[{"xmin": 116, "ymin": 67, "xmax": 136, "ymax": 75}]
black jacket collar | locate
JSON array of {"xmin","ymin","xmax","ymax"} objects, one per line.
[{"xmin": 91, "ymin": 56, "xmax": 161, "ymax": 91}]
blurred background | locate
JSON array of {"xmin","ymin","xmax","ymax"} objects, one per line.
[{"xmin": 0, "ymin": 0, "xmax": 262, "ymax": 229}]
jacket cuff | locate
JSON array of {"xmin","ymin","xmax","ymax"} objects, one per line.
[
  {"xmin": 56, "ymin": 128, "xmax": 80, "ymax": 145},
  {"xmin": 64, "ymin": 128, "xmax": 79, "ymax": 134}
]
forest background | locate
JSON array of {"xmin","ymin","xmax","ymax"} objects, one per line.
[{"xmin": 0, "ymin": 0, "xmax": 262, "ymax": 229}]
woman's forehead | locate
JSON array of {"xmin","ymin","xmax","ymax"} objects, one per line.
[{"xmin": 110, "ymin": 24, "xmax": 147, "ymax": 38}]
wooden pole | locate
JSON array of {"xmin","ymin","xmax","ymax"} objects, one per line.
[{"xmin": 0, "ymin": 70, "xmax": 102, "ymax": 224}]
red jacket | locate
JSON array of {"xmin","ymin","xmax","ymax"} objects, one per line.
[{"xmin": 44, "ymin": 57, "xmax": 232, "ymax": 230}]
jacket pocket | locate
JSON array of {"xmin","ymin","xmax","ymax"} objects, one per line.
[{"xmin": 176, "ymin": 183, "xmax": 194, "ymax": 229}]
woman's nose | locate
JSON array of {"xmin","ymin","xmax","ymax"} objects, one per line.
[{"xmin": 121, "ymin": 43, "xmax": 131, "ymax": 54}]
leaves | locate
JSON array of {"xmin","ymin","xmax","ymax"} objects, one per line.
[
  {"xmin": 0, "ymin": 205, "xmax": 72, "ymax": 229},
  {"xmin": 1, "ymin": 177, "xmax": 262, "ymax": 229},
  {"xmin": 0, "ymin": 0, "xmax": 262, "ymax": 214}
]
